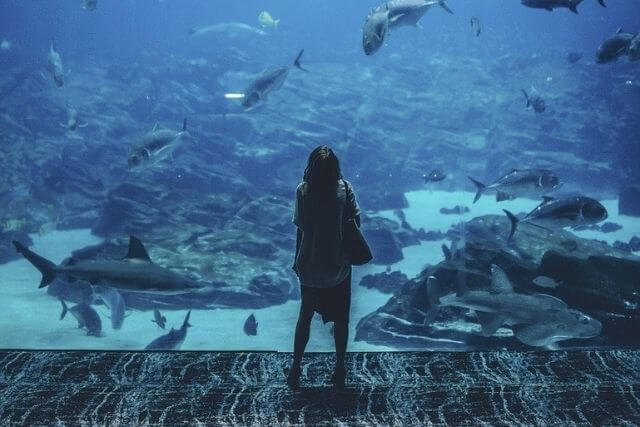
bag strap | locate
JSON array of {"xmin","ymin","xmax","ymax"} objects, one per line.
[{"xmin": 342, "ymin": 179, "xmax": 353, "ymax": 221}]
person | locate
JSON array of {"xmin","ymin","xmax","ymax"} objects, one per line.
[{"xmin": 287, "ymin": 145, "xmax": 360, "ymax": 390}]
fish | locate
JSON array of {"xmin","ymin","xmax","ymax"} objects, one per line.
[
  {"xmin": 93, "ymin": 286, "xmax": 127, "ymax": 330},
  {"xmin": 566, "ymin": 52, "xmax": 583, "ymax": 63},
  {"xmin": 521, "ymin": 0, "xmax": 605, "ymax": 14},
  {"xmin": 59, "ymin": 104, "xmax": 87, "ymax": 131},
  {"xmin": 241, "ymin": 49, "xmax": 306, "ymax": 110},
  {"xmin": 145, "ymin": 310, "xmax": 192, "ymax": 350},
  {"xmin": 362, "ymin": 0, "xmax": 453, "ymax": 55},
  {"xmin": 152, "ymin": 308, "xmax": 166, "ymax": 329},
  {"xmin": 47, "ymin": 40, "xmax": 65, "ymax": 87},
  {"xmin": 0, "ymin": 39, "xmax": 10, "ymax": 51},
  {"xmin": 243, "ymin": 313, "xmax": 258, "ymax": 336},
  {"xmin": 503, "ymin": 196, "xmax": 608, "ymax": 240},
  {"xmin": 59, "ymin": 298, "xmax": 102, "ymax": 336},
  {"xmin": 12, "ymin": 235, "xmax": 206, "ymax": 295},
  {"xmin": 596, "ymin": 28, "xmax": 637, "ymax": 64},
  {"xmin": 532, "ymin": 276, "xmax": 560, "ymax": 288},
  {"xmin": 128, "ymin": 119, "xmax": 192, "ymax": 168},
  {"xmin": 468, "ymin": 169, "xmax": 562, "ymax": 204},
  {"xmin": 427, "ymin": 265, "xmax": 602, "ymax": 348},
  {"xmin": 423, "ymin": 169, "xmax": 446, "ymax": 183},
  {"xmin": 188, "ymin": 22, "xmax": 267, "ymax": 38},
  {"xmin": 521, "ymin": 88, "xmax": 545, "ymax": 113},
  {"xmin": 84, "ymin": 0, "xmax": 97, "ymax": 11},
  {"xmin": 470, "ymin": 17, "xmax": 481, "ymax": 37},
  {"xmin": 258, "ymin": 11, "xmax": 280, "ymax": 29}
]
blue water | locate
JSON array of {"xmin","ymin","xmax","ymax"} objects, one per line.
[{"xmin": 0, "ymin": 0, "xmax": 638, "ymax": 352}]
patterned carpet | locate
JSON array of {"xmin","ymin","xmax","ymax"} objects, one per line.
[{"xmin": 1, "ymin": 349, "xmax": 639, "ymax": 425}]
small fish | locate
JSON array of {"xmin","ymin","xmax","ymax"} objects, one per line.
[
  {"xmin": 59, "ymin": 298, "xmax": 102, "ymax": 337},
  {"xmin": 0, "ymin": 39, "xmax": 11, "ymax": 51},
  {"xmin": 145, "ymin": 310, "xmax": 192, "ymax": 350},
  {"xmin": 59, "ymin": 104, "xmax": 88, "ymax": 131},
  {"xmin": 188, "ymin": 22, "xmax": 267, "ymax": 38},
  {"xmin": 84, "ymin": 0, "xmax": 97, "ymax": 11},
  {"xmin": 258, "ymin": 11, "xmax": 280, "ymax": 29},
  {"xmin": 243, "ymin": 313, "xmax": 258, "ymax": 336},
  {"xmin": 470, "ymin": 17, "xmax": 481, "ymax": 37},
  {"xmin": 423, "ymin": 169, "xmax": 446, "ymax": 183},
  {"xmin": 152, "ymin": 308, "xmax": 167, "ymax": 329},
  {"xmin": 566, "ymin": 52, "xmax": 583, "ymax": 63},
  {"xmin": 128, "ymin": 119, "xmax": 192, "ymax": 168},
  {"xmin": 532, "ymin": 276, "xmax": 560, "ymax": 288},
  {"xmin": 47, "ymin": 40, "xmax": 65, "ymax": 87},
  {"xmin": 522, "ymin": 88, "xmax": 545, "ymax": 113},
  {"xmin": 93, "ymin": 286, "xmax": 127, "ymax": 330}
]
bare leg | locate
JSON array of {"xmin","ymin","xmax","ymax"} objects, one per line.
[
  {"xmin": 287, "ymin": 302, "xmax": 314, "ymax": 388},
  {"xmin": 332, "ymin": 321, "xmax": 348, "ymax": 388}
]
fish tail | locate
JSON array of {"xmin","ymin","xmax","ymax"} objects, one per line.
[
  {"xmin": 597, "ymin": 0, "xmax": 606, "ymax": 7},
  {"xmin": 59, "ymin": 299, "xmax": 68, "ymax": 320},
  {"xmin": 468, "ymin": 176, "xmax": 486, "ymax": 203},
  {"xmin": 521, "ymin": 89, "xmax": 530, "ymax": 108},
  {"xmin": 293, "ymin": 49, "xmax": 307, "ymax": 72},
  {"xmin": 182, "ymin": 118, "xmax": 187, "ymax": 132},
  {"xmin": 274, "ymin": 19, "xmax": 280, "ymax": 29},
  {"xmin": 439, "ymin": 0, "xmax": 454, "ymax": 14},
  {"xmin": 188, "ymin": 28, "xmax": 196, "ymax": 36},
  {"xmin": 12, "ymin": 240, "xmax": 57, "ymax": 287},
  {"xmin": 503, "ymin": 209, "xmax": 519, "ymax": 241}
]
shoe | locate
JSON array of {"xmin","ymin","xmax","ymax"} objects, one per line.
[
  {"xmin": 331, "ymin": 366, "xmax": 346, "ymax": 389},
  {"xmin": 287, "ymin": 364, "xmax": 301, "ymax": 390}
]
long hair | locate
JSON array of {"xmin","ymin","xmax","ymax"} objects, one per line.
[{"xmin": 303, "ymin": 146, "xmax": 342, "ymax": 201}]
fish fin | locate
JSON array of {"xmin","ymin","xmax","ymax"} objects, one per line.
[
  {"xmin": 12, "ymin": 240, "xmax": 57, "ymax": 287},
  {"xmin": 188, "ymin": 27, "xmax": 196, "ymax": 36},
  {"xmin": 503, "ymin": 209, "xmax": 519, "ymax": 241},
  {"xmin": 569, "ymin": 5, "xmax": 578, "ymax": 13},
  {"xmin": 476, "ymin": 312, "xmax": 504, "ymax": 336},
  {"xmin": 78, "ymin": 123, "xmax": 89, "ymax": 128},
  {"xmin": 438, "ymin": 0, "xmax": 454, "ymax": 14},
  {"xmin": 521, "ymin": 89, "xmax": 530, "ymax": 108},
  {"xmin": 424, "ymin": 276, "xmax": 441, "ymax": 324},
  {"xmin": 532, "ymin": 294, "xmax": 567, "ymax": 309},
  {"xmin": 293, "ymin": 49, "xmax": 307, "ymax": 72},
  {"xmin": 59, "ymin": 122, "xmax": 67, "ymax": 128},
  {"xmin": 274, "ymin": 19, "xmax": 280, "ymax": 29},
  {"xmin": 468, "ymin": 176, "xmax": 486, "ymax": 203},
  {"xmin": 545, "ymin": 342, "xmax": 560, "ymax": 351},
  {"xmin": 597, "ymin": 0, "xmax": 606, "ymax": 7},
  {"xmin": 541, "ymin": 196, "xmax": 555, "ymax": 204},
  {"xmin": 490, "ymin": 264, "xmax": 514, "ymax": 293},
  {"xmin": 544, "ymin": 7, "xmax": 553, "ymax": 11},
  {"xmin": 59, "ymin": 299, "xmax": 68, "ymax": 320},
  {"xmin": 63, "ymin": 257, "xmax": 77, "ymax": 266},
  {"xmin": 182, "ymin": 310, "xmax": 192, "ymax": 329},
  {"xmin": 152, "ymin": 123, "xmax": 159, "ymax": 131},
  {"xmin": 124, "ymin": 236, "xmax": 152, "ymax": 263},
  {"xmin": 616, "ymin": 27, "xmax": 622, "ymax": 34},
  {"xmin": 496, "ymin": 191, "xmax": 516, "ymax": 202},
  {"xmin": 181, "ymin": 118, "xmax": 187, "ymax": 132},
  {"xmin": 441, "ymin": 244, "xmax": 452, "ymax": 261}
]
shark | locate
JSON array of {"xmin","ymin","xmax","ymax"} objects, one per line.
[
  {"xmin": 12, "ymin": 236, "xmax": 206, "ymax": 295},
  {"xmin": 427, "ymin": 264, "xmax": 602, "ymax": 349}
]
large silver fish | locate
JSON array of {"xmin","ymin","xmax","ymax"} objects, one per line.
[
  {"xmin": 241, "ymin": 49, "xmax": 306, "ymax": 110},
  {"xmin": 596, "ymin": 28, "xmax": 637, "ymax": 64},
  {"xmin": 521, "ymin": 0, "xmax": 605, "ymax": 14},
  {"xmin": 469, "ymin": 169, "xmax": 562, "ymax": 203},
  {"xmin": 503, "ymin": 196, "xmax": 608, "ymax": 240},
  {"xmin": 362, "ymin": 0, "xmax": 453, "ymax": 56},
  {"xmin": 128, "ymin": 119, "xmax": 191, "ymax": 168}
]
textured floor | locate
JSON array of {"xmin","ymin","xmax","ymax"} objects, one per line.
[{"xmin": 1, "ymin": 350, "xmax": 639, "ymax": 425}]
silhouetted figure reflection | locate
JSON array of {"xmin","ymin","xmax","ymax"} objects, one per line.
[{"xmin": 288, "ymin": 146, "xmax": 360, "ymax": 390}]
